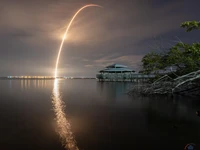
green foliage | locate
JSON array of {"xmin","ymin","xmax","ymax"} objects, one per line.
[
  {"xmin": 168, "ymin": 42, "xmax": 200, "ymax": 74},
  {"xmin": 181, "ymin": 21, "xmax": 200, "ymax": 32},
  {"xmin": 141, "ymin": 21, "xmax": 200, "ymax": 76},
  {"xmin": 141, "ymin": 52, "xmax": 163, "ymax": 74}
]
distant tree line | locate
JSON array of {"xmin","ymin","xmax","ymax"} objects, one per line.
[{"xmin": 141, "ymin": 21, "xmax": 200, "ymax": 76}]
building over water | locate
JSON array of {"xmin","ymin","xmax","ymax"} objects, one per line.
[
  {"xmin": 96, "ymin": 64, "xmax": 134, "ymax": 81},
  {"xmin": 96, "ymin": 64, "xmax": 155, "ymax": 82}
]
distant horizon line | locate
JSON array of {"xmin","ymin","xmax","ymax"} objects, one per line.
[{"xmin": 0, "ymin": 76, "xmax": 96, "ymax": 79}]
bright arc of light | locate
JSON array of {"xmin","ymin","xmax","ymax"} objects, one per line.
[{"xmin": 54, "ymin": 4, "xmax": 102, "ymax": 78}]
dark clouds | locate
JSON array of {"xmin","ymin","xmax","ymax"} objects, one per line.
[{"xmin": 0, "ymin": 0, "xmax": 199, "ymax": 76}]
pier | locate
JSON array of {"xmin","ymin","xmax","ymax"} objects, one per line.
[
  {"xmin": 96, "ymin": 73, "xmax": 155, "ymax": 82},
  {"xmin": 96, "ymin": 64, "xmax": 155, "ymax": 82}
]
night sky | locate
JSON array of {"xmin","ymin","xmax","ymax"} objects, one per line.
[{"xmin": 0, "ymin": 0, "xmax": 199, "ymax": 77}]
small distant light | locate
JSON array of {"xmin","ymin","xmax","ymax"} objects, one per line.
[{"xmin": 196, "ymin": 111, "xmax": 200, "ymax": 117}]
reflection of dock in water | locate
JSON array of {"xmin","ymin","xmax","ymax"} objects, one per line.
[{"xmin": 96, "ymin": 82, "xmax": 131, "ymax": 104}]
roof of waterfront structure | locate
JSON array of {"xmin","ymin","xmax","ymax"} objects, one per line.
[{"xmin": 99, "ymin": 64, "xmax": 135, "ymax": 73}]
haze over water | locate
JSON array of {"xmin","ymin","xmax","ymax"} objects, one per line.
[{"xmin": 0, "ymin": 79, "xmax": 199, "ymax": 150}]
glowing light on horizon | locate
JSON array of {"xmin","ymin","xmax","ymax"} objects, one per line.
[
  {"xmin": 54, "ymin": 4, "xmax": 102, "ymax": 78},
  {"xmin": 52, "ymin": 79, "xmax": 79, "ymax": 150}
]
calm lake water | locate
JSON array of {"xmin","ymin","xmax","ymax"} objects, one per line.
[{"xmin": 0, "ymin": 79, "xmax": 200, "ymax": 150}]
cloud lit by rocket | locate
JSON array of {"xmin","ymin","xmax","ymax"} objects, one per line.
[{"xmin": 0, "ymin": 0, "xmax": 199, "ymax": 77}]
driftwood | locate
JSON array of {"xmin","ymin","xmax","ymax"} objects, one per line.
[{"xmin": 128, "ymin": 70, "xmax": 200, "ymax": 96}]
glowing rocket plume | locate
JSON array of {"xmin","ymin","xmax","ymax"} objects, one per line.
[{"xmin": 54, "ymin": 4, "xmax": 102, "ymax": 78}]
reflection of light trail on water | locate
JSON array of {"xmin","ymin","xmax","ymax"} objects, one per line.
[
  {"xmin": 52, "ymin": 4, "xmax": 102, "ymax": 149},
  {"xmin": 52, "ymin": 79, "xmax": 79, "ymax": 150},
  {"xmin": 54, "ymin": 4, "xmax": 102, "ymax": 78}
]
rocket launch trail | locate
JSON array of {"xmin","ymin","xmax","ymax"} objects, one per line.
[{"xmin": 54, "ymin": 4, "xmax": 102, "ymax": 78}]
